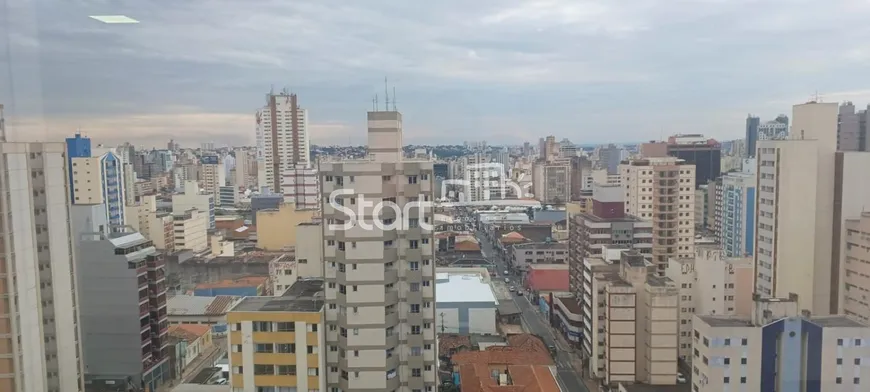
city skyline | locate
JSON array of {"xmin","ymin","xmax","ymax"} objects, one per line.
[{"xmin": 5, "ymin": 0, "xmax": 870, "ymax": 147}]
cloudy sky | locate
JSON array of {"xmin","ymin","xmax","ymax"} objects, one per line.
[{"xmin": 3, "ymin": 0, "xmax": 870, "ymax": 147}]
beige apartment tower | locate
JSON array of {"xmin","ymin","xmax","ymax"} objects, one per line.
[
  {"xmin": 621, "ymin": 157, "xmax": 696, "ymax": 274},
  {"xmin": 319, "ymin": 110, "xmax": 438, "ymax": 391},
  {"xmin": 753, "ymin": 102, "xmax": 839, "ymax": 315},
  {"xmin": 0, "ymin": 142, "xmax": 85, "ymax": 392},
  {"xmin": 843, "ymin": 212, "xmax": 870, "ymax": 323}
]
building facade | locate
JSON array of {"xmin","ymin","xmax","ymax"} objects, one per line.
[
  {"xmin": 693, "ymin": 297, "xmax": 870, "ymax": 391},
  {"xmin": 76, "ymin": 231, "xmax": 170, "ymax": 392},
  {"xmin": 621, "ymin": 157, "xmax": 696, "ymax": 275},
  {"xmin": 0, "ymin": 142, "xmax": 85, "ymax": 392},
  {"xmin": 256, "ymin": 92, "xmax": 310, "ymax": 192},
  {"xmin": 719, "ymin": 166, "xmax": 756, "ymax": 257},
  {"xmin": 227, "ymin": 280, "xmax": 325, "ymax": 392},
  {"xmin": 754, "ymin": 102, "xmax": 838, "ymax": 315},
  {"xmin": 319, "ymin": 109, "xmax": 438, "ymax": 391},
  {"xmin": 842, "ymin": 212, "xmax": 870, "ymax": 323},
  {"xmin": 66, "ymin": 133, "xmax": 127, "ymax": 230},
  {"xmin": 282, "ymin": 165, "xmax": 319, "ymax": 210}
]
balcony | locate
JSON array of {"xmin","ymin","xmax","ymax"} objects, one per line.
[{"xmin": 139, "ymin": 303, "xmax": 150, "ymax": 317}]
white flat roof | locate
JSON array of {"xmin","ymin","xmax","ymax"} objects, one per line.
[{"xmin": 436, "ymin": 274, "xmax": 497, "ymax": 304}]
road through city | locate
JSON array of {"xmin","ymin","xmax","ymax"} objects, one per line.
[{"xmin": 476, "ymin": 229, "xmax": 589, "ymax": 392}]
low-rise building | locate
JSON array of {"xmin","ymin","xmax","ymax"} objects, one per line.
[
  {"xmin": 451, "ymin": 334, "xmax": 559, "ymax": 392},
  {"xmin": 168, "ymin": 324, "xmax": 214, "ymax": 371},
  {"xmin": 227, "ymin": 279, "xmax": 325, "ymax": 392},
  {"xmin": 509, "ymin": 241, "xmax": 568, "ymax": 271},
  {"xmin": 193, "ymin": 276, "xmax": 269, "ymax": 297},
  {"xmin": 167, "ymin": 295, "xmax": 240, "ymax": 334},
  {"xmin": 693, "ymin": 296, "xmax": 870, "ymax": 391},
  {"xmin": 435, "ymin": 273, "xmax": 498, "ymax": 335}
]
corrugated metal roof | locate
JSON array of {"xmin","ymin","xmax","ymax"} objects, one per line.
[{"xmin": 168, "ymin": 295, "xmax": 239, "ymax": 316}]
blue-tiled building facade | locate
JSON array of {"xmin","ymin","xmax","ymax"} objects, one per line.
[{"xmin": 720, "ymin": 171, "xmax": 755, "ymax": 257}]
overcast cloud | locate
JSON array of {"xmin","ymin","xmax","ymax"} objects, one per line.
[{"xmin": 3, "ymin": 0, "xmax": 870, "ymax": 147}]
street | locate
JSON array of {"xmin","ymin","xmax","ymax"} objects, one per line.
[{"xmin": 476, "ymin": 229, "xmax": 589, "ymax": 392}]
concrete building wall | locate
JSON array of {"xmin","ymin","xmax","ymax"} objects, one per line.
[
  {"xmin": 755, "ymin": 139, "xmax": 829, "ymax": 314},
  {"xmin": 256, "ymin": 204, "xmax": 316, "ymax": 251},
  {"xmin": 0, "ymin": 142, "xmax": 86, "ymax": 392},
  {"xmin": 433, "ymin": 302, "xmax": 497, "ymax": 335},
  {"xmin": 320, "ymin": 110, "xmax": 437, "ymax": 391},
  {"xmin": 296, "ymin": 223, "xmax": 324, "ymax": 278},
  {"xmin": 842, "ymin": 212, "xmax": 870, "ymax": 323}
]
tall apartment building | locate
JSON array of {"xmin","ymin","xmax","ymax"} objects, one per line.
[
  {"xmin": 664, "ymin": 247, "xmax": 754, "ymax": 362},
  {"xmin": 745, "ymin": 115, "xmax": 760, "ymax": 158},
  {"xmin": 172, "ymin": 180, "xmax": 215, "ymax": 229},
  {"xmin": 692, "ymin": 296, "xmax": 870, "ymax": 392},
  {"xmin": 568, "ymin": 183, "xmax": 652, "ymax": 300},
  {"xmin": 532, "ymin": 160, "xmax": 571, "ymax": 204},
  {"xmin": 718, "ymin": 163, "xmax": 756, "ymax": 257},
  {"xmin": 126, "ymin": 195, "xmax": 175, "ymax": 252},
  {"xmin": 0, "ymin": 142, "xmax": 85, "ymax": 392},
  {"xmin": 754, "ymin": 102, "xmax": 838, "ymax": 315},
  {"xmin": 584, "ymin": 250, "xmax": 679, "ymax": 386},
  {"xmin": 621, "ymin": 157, "xmax": 696, "ymax": 274},
  {"xmin": 200, "ymin": 154, "xmax": 225, "ymax": 206},
  {"xmin": 282, "ymin": 165, "xmax": 319, "ymax": 209},
  {"xmin": 758, "ymin": 118, "xmax": 789, "ymax": 141},
  {"xmin": 843, "ymin": 212, "xmax": 870, "ymax": 323},
  {"xmin": 227, "ymin": 279, "xmax": 325, "ymax": 392},
  {"xmin": 838, "ymin": 101, "xmax": 867, "ymax": 151},
  {"xmin": 256, "ymin": 91, "xmax": 310, "ymax": 192},
  {"xmin": 75, "ymin": 230, "xmax": 170, "ymax": 391},
  {"xmin": 66, "ymin": 133, "xmax": 127, "ymax": 229},
  {"xmin": 319, "ymin": 109, "xmax": 438, "ymax": 391}
]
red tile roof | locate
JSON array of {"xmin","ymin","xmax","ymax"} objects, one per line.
[
  {"xmin": 455, "ymin": 240, "xmax": 481, "ymax": 252},
  {"xmin": 459, "ymin": 364, "xmax": 561, "ymax": 392},
  {"xmin": 455, "ymin": 335, "xmax": 558, "ymax": 392},
  {"xmin": 439, "ymin": 334, "xmax": 472, "ymax": 355},
  {"xmin": 168, "ymin": 324, "xmax": 210, "ymax": 342},
  {"xmin": 525, "ymin": 269, "xmax": 569, "ymax": 292}
]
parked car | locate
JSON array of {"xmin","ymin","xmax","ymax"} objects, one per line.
[
  {"xmin": 504, "ymin": 278, "xmax": 510, "ymax": 283},
  {"xmin": 677, "ymin": 373, "xmax": 687, "ymax": 383},
  {"xmin": 515, "ymin": 290, "xmax": 524, "ymax": 296},
  {"xmin": 509, "ymin": 286, "xmax": 516, "ymax": 292}
]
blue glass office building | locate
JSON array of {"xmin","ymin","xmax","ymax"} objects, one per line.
[
  {"xmin": 720, "ymin": 171, "xmax": 755, "ymax": 257},
  {"xmin": 65, "ymin": 133, "xmax": 126, "ymax": 229}
]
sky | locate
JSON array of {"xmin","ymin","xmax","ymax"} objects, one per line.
[{"xmin": 3, "ymin": 0, "xmax": 870, "ymax": 148}]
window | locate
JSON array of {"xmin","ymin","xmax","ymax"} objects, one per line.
[
  {"xmin": 410, "ymin": 283, "xmax": 420, "ymax": 292},
  {"xmin": 253, "ymin": 321, "xmax": 272, "ymax": 332},
  {"xmin": 277, "ymin": 365, "xmax": 296, "ymax": 375},
  {"xmin": 857, "ymin": 358, "xmax": 862, "ymax": 365},
  {"xmin": 724, "ymin": 377, "xmax": 730, "ymax": 383},
  {"xmin": 741, "ymin": 338, "xmax": 748, "ymax": 346},
  {"xmin": 307, "ymin": 345, "xmax": 317, "ymax": 354},
  {"xmin": 410, "ymin": 261, "xmax": 419, "ymax": 271},
  {"xmin": 277, "ymin": 343, "xmax": 295, "ymax": 353},
  {"xmin": 854, "ymin": 377, "xmax": 860, "ymax": 384},
  {"xmin": 411, "ymin": 325, "xmax": 421, "ymax": 335},
  {"xmin": 740, "ymin": 358, "xmax": 747, "ymax": 365},
  {"xmin": 411, "ymin": 347, "xmax": 422, "ymax": 356},
  {"xmin": 724, "ymin": 338, "xmax": 731, "ymax": 346},
  {"xmin": 856, "ymin": 339, "xmax": 863, "ymax": 346},
  {"xmin": 255, "ymin": 344, "xmax": 273, "ymax": 353},
  {"xmin": 836, "ymin": 377, "xmax": 842, "ymax": 384},
  {"xmin": 409, "ymin": 240, "xmax": 419, "ymax": 249},
  {"xmin": 411, "ymin": 368, "xmax": 421, "ymax": 377},
  {"xmin": 838, "ymin": 338, "xmax": 844, "ymax": 346},
  {"xmin": 740, "ymin": 377, "xmax": 746, "ymax": 384},
  {"xmin": 254, "ymin": 364, "xmax": 274, "ymax": 375},
  {"xmin": 408, "ymin": 176, "xmax": 418, "ymax": 184},
  {"xmin": 723, "ymin": 358, "xmax": 730, "ymax": 365},
  {"xmin": 410, "ymin": 304, "xmax": 420, "ymax": 313},
  {"xmin": 308, "ymin": 368, "xmax": 319, "ymax": 376},
  {"xmin": 276, "ymin": 322, "xmax": 295, "ymax": 332}
]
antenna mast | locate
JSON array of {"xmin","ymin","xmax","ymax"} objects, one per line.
[
  {"xmin": 392, "ymin": 87, "xmax": 397, "ymax": 111},
  {"xmin": 384, "ymin": 77, "xmax": 390, "ymax": 112}
]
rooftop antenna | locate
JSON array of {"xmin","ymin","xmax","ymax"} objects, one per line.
[
  {"xmin": 384, "ymin": 77, "xmax": 390, "ymax": 112},
  {"xmin": 392, "ymin": 87, "xmax": 397, "ymax": 111},
  {"xmin": 374, "ymin": 94, "xmax": 379, "ymax": 112}
]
